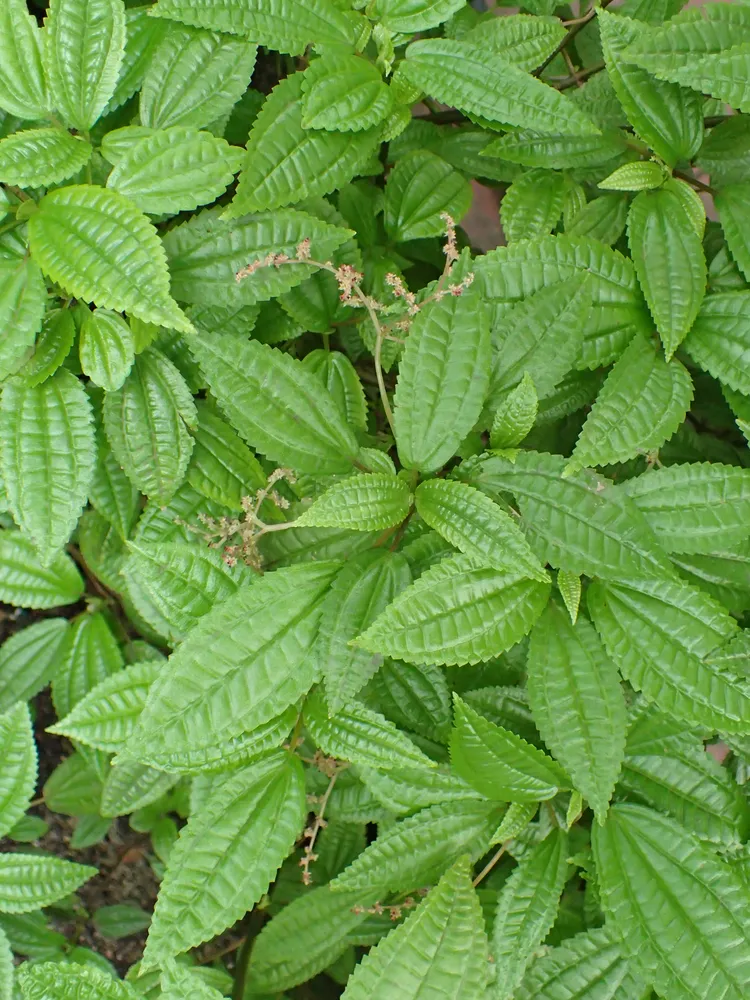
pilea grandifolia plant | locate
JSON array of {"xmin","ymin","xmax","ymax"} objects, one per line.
[{"xmin": 0, "ymin": 0, "xmax": 749, "ymax": 996}]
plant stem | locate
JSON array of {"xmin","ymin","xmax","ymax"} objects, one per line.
[
  {"xmin": 673, "ymin": 167, "xmax": 716, "ymax": 196},
  {"xmin": 472, "ymin": 843, "xmax": 508, "ymax": 887},
  {"xmin": 535, "ymin": 0, "xmax": 614, "ymax": 77}
]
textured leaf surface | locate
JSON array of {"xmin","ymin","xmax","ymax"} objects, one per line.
[
  {"xmin": 296, "ymin": 474, "xmax": 412, "ymax": 531},
  {"xmin": 302, "ymin": 53, "xmax": 391, "ymax": 132},
  {"xmin": 79, "ymin": 309, "xmax": 134, "ymax": 393},
  {"xmin": 18, "ymin": 961, "xmax": 141, "ymax": 1000},
  {"xmin": 0, "ymin": 0, "xmax": 48, "ymax": 119},
  {"xmin": 527, "ymin": 602, "xmax": 626, "ymax": 823},
  {"xmin": 189, "ymin": 331, "xmax": 359, "ymax": 475},
  {"xmin": 684, "ymin": 291, "xmax": 750, "ymax": 394},
  {"xmin": 103, "ymin": 347, "xmax": 196, "ymax": 503},
  {"xmin": 400, "ymin": 38, "xmax": 598, "ymax": 135},
  {"xmin": 384, "ymin": 150, "xmax": 472, "ymax": 242},
  {"xmin": 588, "ymin": 575, "xmax": 750, "ymax": 732},
  {"xmin": 357, "ymin": 553, "xmax": 550, "ymax": 667},
  {"xmin": 487, "ymin": 129, "xmax": 626, "ymax": 170},
  {"xmin": 360, "ymin": 765, "xmax": 480, "ymax": 816},
  {"xmin": 100, "ymin": 757, "xmax": 177, "ymax": 818},
  {"xmin": 52, "ymin": 610, "xmax": 124, "ymax": 720},
  {"xmin": 502, "ymin": 170, "xmax": 565, "ymax": 245},
  {"xmin": 0, "ymin": 128, "xmax": 92, "ymax": 187},
  {"xmin": 340, "ymin": 857, "xmax": 489, "ymax": 1000},
  {"xmin": 105, "ymin": 5, "xmax": 168, "ymax": 113},
  {"xmin": 570, "ymin": 334, "xmax": 692, "ymax": 470},
  {"xmin": 0, "ymin": 533, "xmax": 83, "ymax": 609},
  {"xmin": 370, "ymin": 0, "xmax": 464, "ymax": 33},
  {"xmin": 490, "ymin": 374, "xmax": 538, "ymax": 449},
  {"xmin": 493, "ymin": 829, "xmax": 569, "ymax": 999},
  {"xmin": 28, "ymin": 186, "xmax": 192, "ymax": 333},
  {"xmin": 143, "ymin": 753, "xmax": 305, "ymax": 967},
  {"xmin": 716, "ymin": 183, "xmax": 750, "ymax": 283},
  {"xmin": 187, "ymin": 402, "xmax": 265, "ymax": 511},
  {"xmin": 450, "ymin": 694, "xmax": 568, "ymax": 802},
  {"xmin": 0, "ymin": 257, "xmax": 47, "ymax": 383},
  {"xmin": 465, "ymin": 12, "xmax": 566, "ymax": 73},
  {"xmin": 107, "ymin": 126, "xmax": 242, "ymax": 214},
  {"xmin": 127, "ymin": 563, "xmax": 338, "ymax": 766},
  {"xmin": 0, "ymin": 617, "xmax": 68, "ymax": 713},
  {"xmin": 0, "ymin": 704, "xmax": 36, "ymax": 841},
  {"xmin": 0, "ymin": 853, "xmax": 96, "ymax": 912},
  {"xmin": 593, "ymin": 803, "xmax": 750, "ymax": 1000},
  {"xmin": 227, "ymin": 73, "xmax": 378, "ymax": 217}
]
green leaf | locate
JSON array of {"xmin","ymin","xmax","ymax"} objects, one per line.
[
  {"xmin": 493, "ymin": 829, "xmax": 570, "ymax": 1000},
  {"xmin": 89, "ymin": 428, "xmax": 140, "ymax": 538},
  {"xmin": 340, "ymin": 857, "xmax": 489, "ymax": 1000},
  {"xmin": 303, "ymin": 349, "xmax": 368, "ymax": 433},
  {"xmin": 45, "ymin": 0, "xmax": 126, "ymax": 131},
  {"xmin": 28, "ymin": 185, "xmax": 193, "ymax": 334},
  {"xmin": 124, "ymin": 541, "xmax": 253, "ymax": 641},
  {"xmin": 384, "ymin": 150, "xmax": 472, "ymax": 242},
  {"xmin": 597, "ymin": 9, "xmax": 703, "ymax": 166},
  {"xmin": 515, "ymin": 925, "xmax": 646, "ymax": 1000},
  {"xmin": 621, "ymin": 462, "xmax": 750, "ymax": 554},
  {"xmin": 450, "ymin": 694, "xmax": 568, "ymax": 802},
  {"xmin": 246, "ymin": 886, "xmax": 375, "ymax": 994},
  {"xmin": 0, "ymin": 257, "xmax": 47, "ymax": 383},
  {"xmin": 465, "ymin": 12, "xmax": 566, "ymax": 73},
  {"xmin": 0, "ymin": 532, "xmax": 84, "ymax": 608},
  {"xmin": 331, "ymin": 799, "xmax": 502, "ymax": 893},
  {"xmin": 186, "ymin": 401, "xmax": 265, "ymax": 511},
  {"xmin": 142, "ymin": 752, "xmax": 305, "ymax": 968},
  {"xmin": 139, "ymin": 23, "xmax": 257, "ymax": 130},
  {"xmin": 501, "ymin": 170, "xmax": 565, "ymax": 244},
  {"xmin": 627, "ymin": 182, "xmax": 706, "ymax": 359},
  {"xmin": 393, "ymin": 252, "xmax": 490, "ymax": 473},
  {"xmin": 619, "ymin": 743, "xmax": 750, "ymax": 846},
  {"xmin": 587, "ymin": 574, "xmax": 750, "ymax": 733},
  {"xmin": 100, "ymin": 757, "xmax": 177, "ymax": 818},
  {"xmin": 569, "ymin": 334, "xmax": 692, "ymax": 470},
  {"xmin": 0, "ymin": 0, "xmax": 48, "ymax": 119},
  {"xmin": 359, "ymin": 765, "xmax": 480, "ymax": 816},
  {"xmin": 715, "ymin": 182, "xmax": 750, "ymax": 284},
  {"xmin": 0, "ymin": 617, "xmax": 68, "ymax": 713},
  {"xmin": 163, "ymin": 206, "xmax": 353, "ymax": 309},
  {"xmin": 0, "ymin": 925, "xmax": 10, "ymax": 1000},
  {"xmin": 126, "ymin": 562, "xmax": 338, "ymax": 767},
  {"xmin": 476, "ymin": 234, "xmax": 650, "ymax": 370},
  {"xmin": 485, "ymin": 129, "xmax": 626, "ymax": 169},
  {"xmin": 49, "ymin": 660, "xmax": 159, "ymax": 752},
  {"xmin": 150, "ymin": 0, "xmax": 364, "ymax": 56},
  {"xmin": 52, "ymin": 610, "xmax": 124, "ymax": 720},
  {"xmin": 79, "ymin": 309, "xmax": 135, "ymax": 392},
  {"xmin": 43, "ymin": 751, "xmax": 103, "ymax": 816},
  {"xmin": 302, "ymin": 53, "xmax": 391, "ymax": 132},
  {"xmin": 188, "ymin": 331, "xmax": 359, "ymax": 475},
  {"xmin": 563, "ymin": 195, "xmax": 629, "ymax": 247},
  {"xmin": 0, "ymin": 853, "xmax": 96, "ymax": 912},
  {"xmin": 104, "ymin": 6, "xmax": 169, "ymax": 113},
  {"xmin": 296, "ymin": 474, "xmax": 412, "ymax": 531},
  {"xmin": 599, "ymin": 160, "xmax": 667, "ymax": 191},
  {"xmin": 370, "ymin": 0, "xmax": 464, "ymax": 33},
  {"xmin": 0, "ymin": 127, "xmax": 92, "ymax": 187},
  {"xmin": 593, "ymin": 803, "xmax": 750, "ymax": 1000},
  {"xmin": 527, "ymin": 601, "xmax": 627, "ymax": 823},
  {"xmin": 305, "ymin": 688, "xmax": 434, "ymax": 772},
  {"xmin": 0, "ymin": 703, "xmax": 36, "ymax": 841},
  {"xmin": 490, "ymin": 374, "xmax": 538, "ymax": 449},
  {"xmin": 20, "ymin": 308, "xmax": 76, "ymax": 388},
  {"xmin": 107, "ymin": 126, "xmax": 242, "ymax": 214},
  {"xmin": 414, "ymin": 479, "xmax": 547, "ymax": 580},
  {"xmin": 684, "ymin": 291, "xmax": 750, "ymax": 394},
  {"xmin": 400, "ymin": 39, "xmax": 599, "ymax": 135},
  {"xmin": 103, "ymin": 347, "xmax": 196, "ymax": 503},
  {"xmin": 19, "ymin": 961, "xmax": 141, "ymax": 999},
  {"xmin": 317, "ymin": 551, "xmax": 412, "ymax": 714},
  {"xmin": 93, "ymin": 903, "xmax": 150, "ymax": 940},
  {"xmin": 226, "ymin": 73, "xmax": 378, "ymax": 218},
  {"xmin": 459, "ymin": 451, "xmax": 675, "ymax": 582}
]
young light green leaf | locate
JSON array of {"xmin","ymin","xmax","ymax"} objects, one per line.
[
  {"xmin": 104, "ymin": 6, "xmax": 169, "ymax": 113},
  {"xmin": 317, "ymin": 551, "xmax": 412, "ymax": 714},
  {"xmin": 20, "ymin": 308, "xmax": 76, "ymax": 388},
  {"xmin": 593, "ymin": 803, "xmax": 750, "ymax": 1000},
  {"xmin": 79, "ymin": 309, "xmax": 135, "ymax": 392},
  {"xmin": 19, "ymin": 958, "xmax": 143, "ymax": 999},
  {"xmin": 0, "ymin": 369, "xmax": 95, "ymax": 562},
  {"xmin": 139, "ymin": 22, "xmax": 257, "ymax": 129},
  {"xmin": 0, "ymin": 617, "xmax": 69, "ymax": 713},
  {"xmin": 103, "ymin": 347, "xmax": 196, "ymax": 503},
  {"xmin": 127, "ymin": 562, "xmax": 338, "ymax": 767},
  {"xmin": 556, "ymin": 570, "xmax": 581, "ymax": 625},
  {"xmin": 226, "ymin": 73, "xmax": 378, "ymax": 218},
  {"xmin": 627, "ymin": 182, "xmax": 706, "ymax": 359},
  {"xmin": 0, "ymin": 853, "xmax": 96, "ymax": 912},
  {"xmin": 501, "ymin": 169, "xmax": 565, "ymax": 244},
  {"xmin": 0, "ymin": 703, "xmax": 36, "ymax": 841},
  {"xmin": 305, "ymin": 688, "xmax": 434, "ymax": 772},
  {"xmin": 0, "ymin": 257, "xmax": 47, "ymax": 383},
  {"xmin": 527, "ymin": 602, "xmax": 627, "ymax": 824},
  {"xmin": 490, "ymin": 374, "xmax": 538, "ymax": 449},
  {"xmin": 393, "ymin": 252, "xmax": 490, "ymax": 473},
  {"xmin": 621, "ymin": 462, "xmax": 750, "ymax": 555},
  {"xmin": 684, "ymin": 291, "xmax": 750, "ymax": 395},
  {"xmin": 715, "ymin": 182, "xmax": 750, "ymax": 284},
  {"xmin": 569, "ymin": 334, "xmax": 693, "ymax": 470},
  {"xmin": 493, "ymin": 829, "xmax": 570, "ymax": 1000},
  {"xmin": 107, "ymin": 127, "xmax": 242, "ymax": 214},
  {"xmin": 340, "ymin": 857, "xmax": 489, "ymax": 1000},
  {"xmin": 450, "ymin": 694, "xmax": 568, "ymax": 802},
  {"xmin": 142, "ymin": 752, "xmax": 305, "ymax": 968},
  {"xmin": 400, "ymin": 38, "xmax": 598, "ymax": 135},
  {"xmin": 414, "ymin": 479, "xmax": 547, "ymax": 581},
  {"xmin": 331, "ymin": 799, "xmax": 503, "ymax": 893},
  {"xmin": 0, "ymin": 0, "xmax": 48, "ymax": 119},
  {"xmin": 45, "ymin": 0, "xmax": 126, "ymax": 131},
  {"xmin": 384, "ymin": 150, "xmax": 472, "ymax": 242},
  {"xmin": 28, "ymin": 185, "xmax": 192, "ymax": 334},
  {"xmin": 189, "ymin": 331, "xmax": 359, "ymax": 475},
  {"xmin": 599, "ymin": 160, "xmax": 667, "ymax": 192},
  {"xmin": 588, "ymin": 574, "xmax": 750, "ymax": 733},
  {"xmin": 52, "ymin": 610, "xmax": 124, "ymax": 720},
  {"xmin": 302, "ymin": 53, "xmax": 391, "ymax": 132},
  {"xmin": 465, "ymin": 12, "xmax": 566, "ymax": 72},
  {"xmin": 0, "ymin": 128, "xmax": 92, "ymax": 187},
  {"xmin": 295, "ymin": 474, "xmax": 412, "ymax": 531}
]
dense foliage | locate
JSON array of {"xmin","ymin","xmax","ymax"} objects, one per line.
[{"xmin": 0, "ymin": 0, "xmax": 750, "ymax": 997}]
